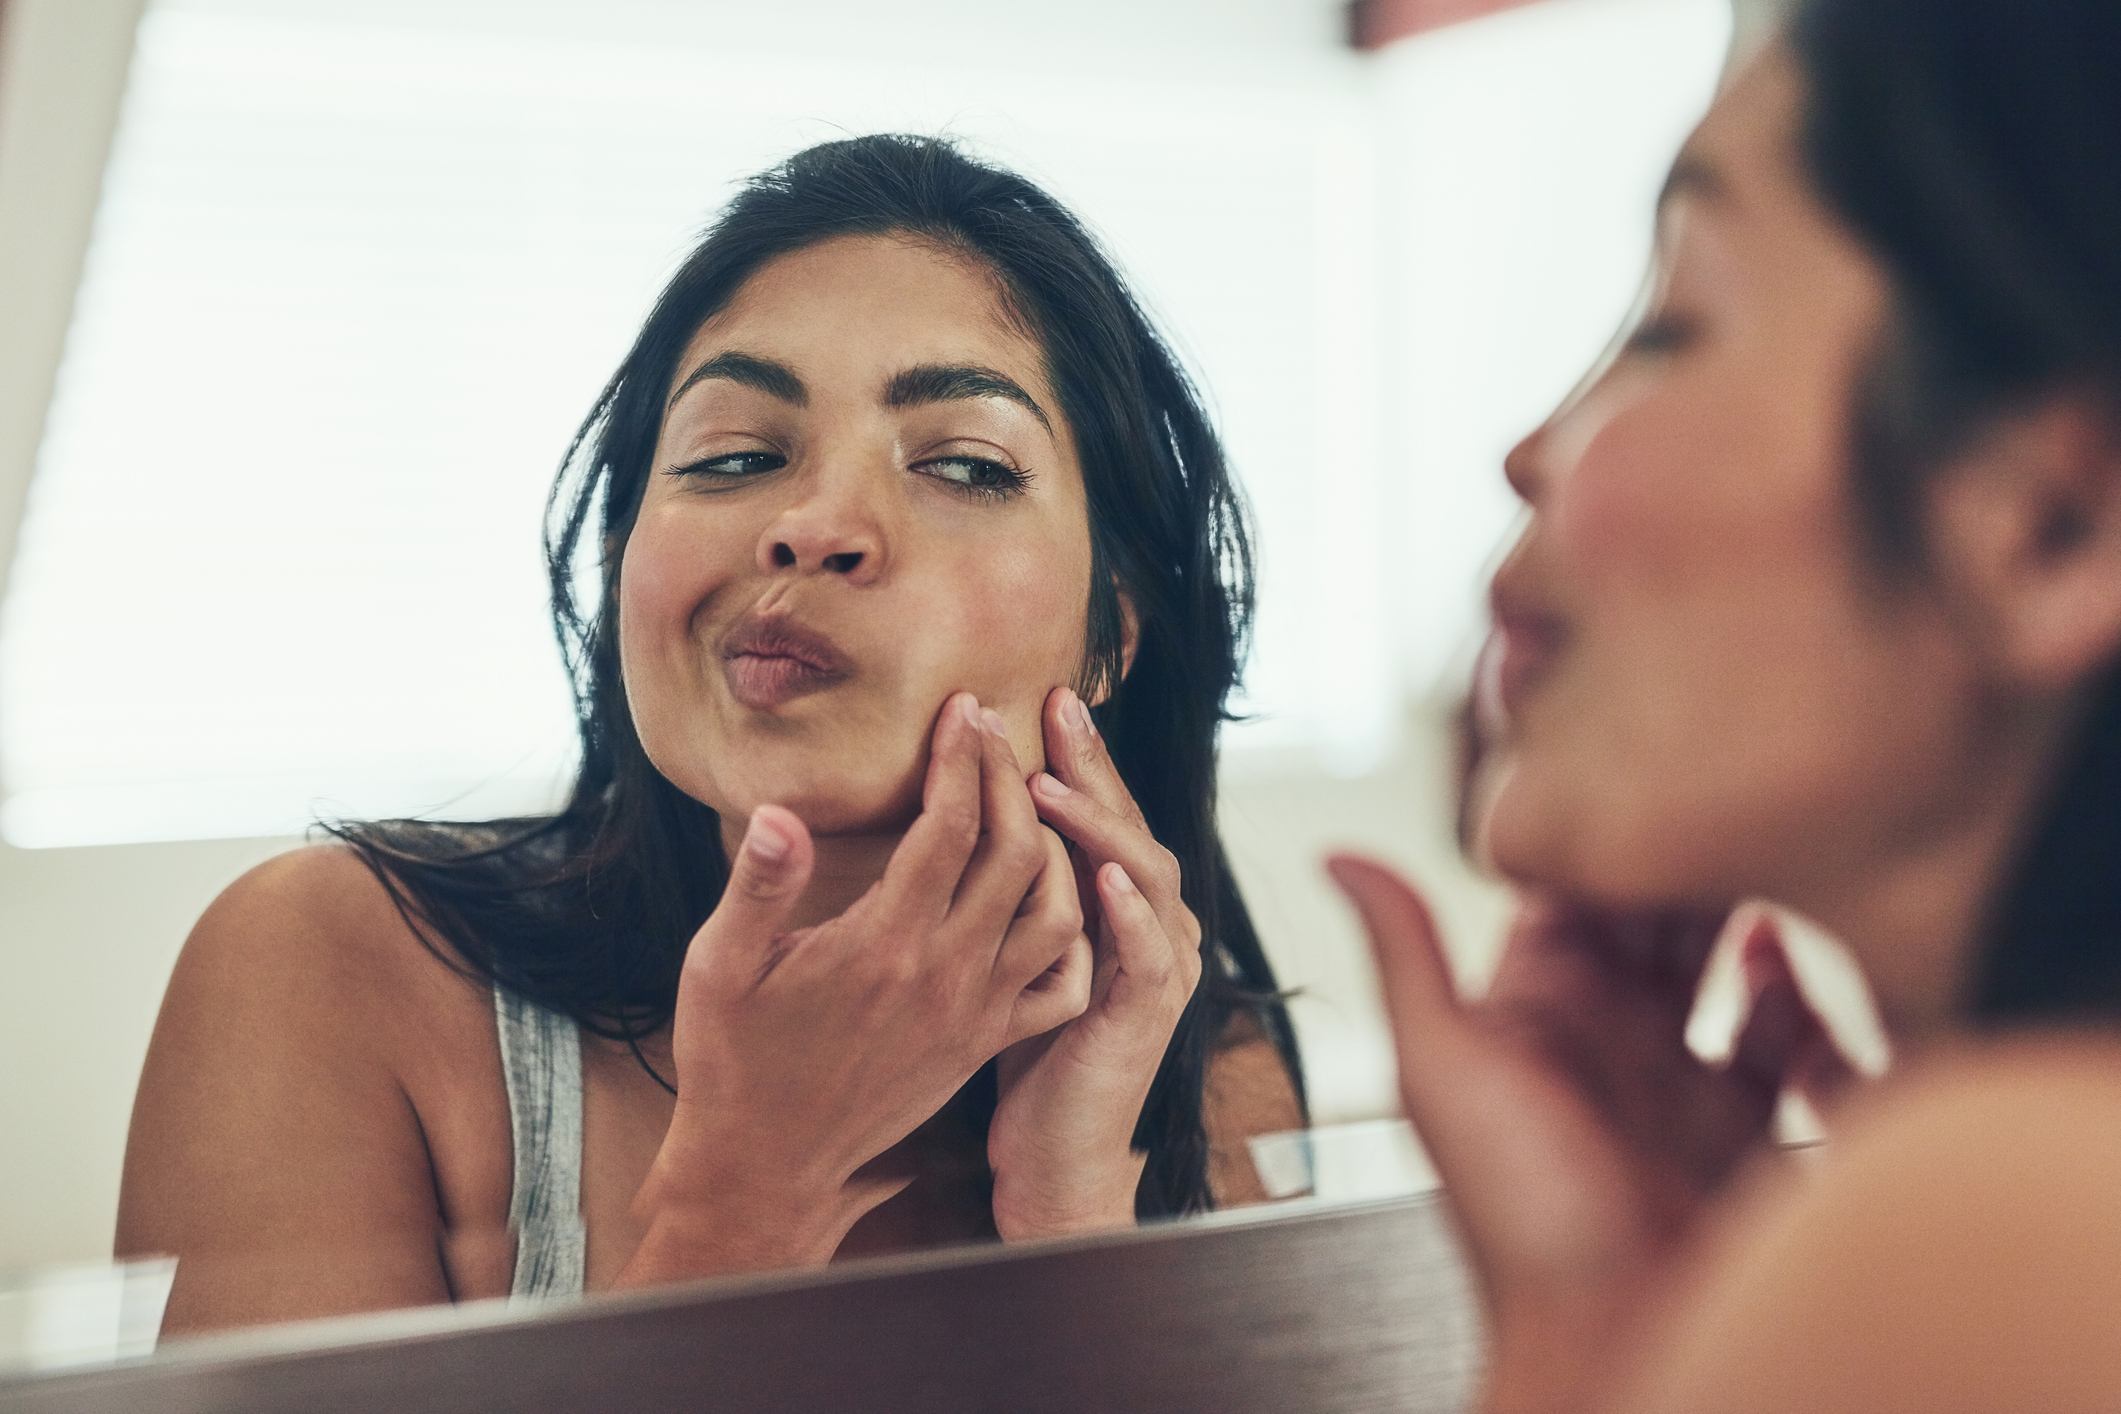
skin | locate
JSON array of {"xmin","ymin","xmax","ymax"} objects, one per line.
[
  {"xmin": 620, "ymin": 234, "xmax": 1092, "ymax": 892},
  {"xmin": 118, "ymin": 234, "xmax": 1299, "ymax": 1332},
  {"xmin": 1333, "ymin": 44, "xmax": 2121, "ymax": 1414}
]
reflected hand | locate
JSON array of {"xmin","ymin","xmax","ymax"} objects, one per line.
[
  {"xmin": 619, "ymin": 693, "xmax": 1087, "ymax": 1284},
  {"xmin": 989, "ymin": 686, "xmax": 1205, "ymax": 1241},
  {"xmin": 1326, "ymin": 860, "xmax": 1844, "ymax": 1409}
]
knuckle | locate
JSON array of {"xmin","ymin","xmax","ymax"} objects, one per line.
[
  {"xmin": 935, "ymin": 803, "xmax": 981, "ymax": 849},
  {"xmin": 874, "ymin": 946, "xmax": 923, "ymax": 991},
  {"xmin": 1004, "ymin": 835, "xmax": 1046, "ymax": 880},
  {"xmin": 736, "ymin": 869, "xmax": 789, "ymax": 903},
  {"xmin": 1074, "ymin": 732, "xmax": 1106, "ymax": 772}
]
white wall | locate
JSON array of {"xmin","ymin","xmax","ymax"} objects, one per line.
[{"xmin": 0, "ymin": 0, "xmax": 154, "ymax": 1273}]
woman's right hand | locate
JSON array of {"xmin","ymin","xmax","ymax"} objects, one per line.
[
  {"xmin": 618, "ymin": 693, "xmax": 1090, "ymax": 1284},
  {"xmin": 1326, "ymin": 860, "xmax": 1845, "ymax": 1413}
]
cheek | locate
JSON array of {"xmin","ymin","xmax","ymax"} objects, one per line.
[
  {"xmin": 908, "ymin": 533, "xmax": 1089, "ymax": 745},
  {"xmin": 964, "ymin": 544, "xmax": 1087, "ymax": 668},
  {"xmin": 1555, "ymin": 380, "xmax": 1829, "ymax": 593},
  {"xmin": 616, "ymin": 519, "xmax": 689, "ymax": 643},
  {"xmin": 615, "ymin": 503, "xmax": 749, "ymax": 704},
  {"xmin": 1554, "ymin": 364, "xmax": 1861, "ymax": 695},
  {"xmin": 1502, "ymin": 376, "xmax": 1943, "ymax": 900}
]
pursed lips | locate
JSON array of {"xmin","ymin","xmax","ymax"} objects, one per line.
[
  {"xmin": 1487, "ymin": 580, "xmax": 1568, "ymax": 723},
  {"xmin": 720, "ymin": 615, "xmax": 854, "ymax": 711}
]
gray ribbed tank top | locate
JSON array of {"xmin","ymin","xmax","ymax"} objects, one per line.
[{"xmin": 494, "ymin": 987, "xmax": 587, "ymax": 1299}]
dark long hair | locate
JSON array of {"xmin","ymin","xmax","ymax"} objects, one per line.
[
  {"xmin": 331, "ymin": 134, "xmax": 1303, "ymax": 1216},
  {"xmin": 1791, "ymin": 0, "xmax": 2121, "ymax": 1019}
]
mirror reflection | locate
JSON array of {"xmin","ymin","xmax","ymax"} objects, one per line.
[
  {"xmin": 124, "ymin": 128, "xmax": 1323, "ymax": 1326},
  {"xmin": 0, "ymin": 0, "xmax": 1735, "ymax": 1376}
]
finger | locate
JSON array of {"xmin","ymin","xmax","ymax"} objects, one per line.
[
  {"xmin": 1030, "ymin": 769, "xmax": 1187, "ymax": 933},
  {"xmin": 1098, "ymin": 862, "xmax": 1194, "ymax": 1001},
  {"xmin": 995, "ymin": 826, "xmax": 1087, "ymax": 992},
  {"xmin": 702, "ymin": 805, "xmax": 815, "ymax": 977},
  {"xmin": 1004, "ymin": 932, "xmax": 1093, "ymax": 1047},
  {"xmin": 1326, "ymin": 855, "xmax": 1467, "ymax": 1068},
  {"xmin": 943, "ymin": 708, "xmax": 1052, "ymax": 948},
  {"xmin": 873, "ymin": 692, "xmax": 987, "ymax": 929},
  {"xmin": 1041, "ymin": 685, "xmax": 1148, "ymax": 830}
]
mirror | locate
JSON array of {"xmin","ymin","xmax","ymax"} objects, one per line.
[{"xmin": 0, "ymin": 0, "xmax": 1732, "ymax": 1381}]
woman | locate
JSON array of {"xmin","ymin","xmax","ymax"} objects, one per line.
[
  {"xmin": 117, "ymin": 135, "xmax": 1303, "ymax": 1333},
  {"xmin": 1334, "ymin": 1, "xmax": 2121, "ymax": 1409}
]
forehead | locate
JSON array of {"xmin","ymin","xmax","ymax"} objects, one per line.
[
  {"xmin": 1661, "ymin": 47, "xmax": 1815, "ymax": 242},
  {"xmin": 674, "ymin": 235, "xmax": 1052, "ymax": 398}
]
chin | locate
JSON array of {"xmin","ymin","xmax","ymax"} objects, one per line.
[
  {"xmin": 777, "ymin": 786, "xmax": 925, "ymax": 838},
  {"xmin": 681, "ymin": 753, "xmax": 927, "ymax": 839},
  {"xmin": 1482, "ymin": 760, "xmax": 1698, "ymax": 909}
]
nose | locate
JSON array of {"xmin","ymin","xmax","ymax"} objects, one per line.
[
  {"xmin": 1503, "ymin": 422, "xmax": 1552, "ymax": 507},
  {"xmin": 756, "ymin": 469, "xmax": 888, "ymax": 585}
]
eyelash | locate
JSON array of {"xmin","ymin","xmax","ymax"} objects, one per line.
[
  {"xmin": 669, "ymin": 451, "xmax": 786, "ymax": 481},
  {"xmin": 911, "ymin": 455, "xmax": 1031, "ymax": 501},
  {"xmin": 666, "ymin": 451, "xmax": 1031, "ymax": 501}
]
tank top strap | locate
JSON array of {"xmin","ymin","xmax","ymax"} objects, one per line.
[{"xmin": 494, "ymin": 985, "xmax": 587, "ymax": 1299}]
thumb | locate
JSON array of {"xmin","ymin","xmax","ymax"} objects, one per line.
[
  {"xmin": 709, "ymin": 805, "xmax": 815, "ymax": 954},
  {"xmin": 1326, "ymin": 855, "xmax": 1469, "ymax": 1081}
]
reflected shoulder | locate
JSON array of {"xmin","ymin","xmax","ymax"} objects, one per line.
[
  {"xmin": 1204, "ymin": 1009, "xmax": 1304, "ymax": 1208},
  {"xmin": 184, "ymin": 842, "xmax": 478, "ymax": 1001},
  {"xmin": 120, "ymin": 843, "xmax": 505, "ymax": 1330}
]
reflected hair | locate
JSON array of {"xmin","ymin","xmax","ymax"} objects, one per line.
[
  {"xmin": 328, "ymin": 134, "xmax": 1303, "ymax": 1217},
  {"xmin": 1792, "ymin": 0, "xmax": 2121, "ymax": 1018}
]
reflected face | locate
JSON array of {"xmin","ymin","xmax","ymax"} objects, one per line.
[
  {"xmin": 618, "ymin": 235, "xmax": 1091, "ymax": 836},
  {"xmin": 1480, "ymin": 50, "xmax": 1992, "ymax": 925}
]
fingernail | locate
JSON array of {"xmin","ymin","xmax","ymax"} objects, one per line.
[
  {"xmin": 958, "ymin": 694, "xmax": 983, "ymax": 730},
  {"xmin": 1062, "ymin": 690, "xmax": 1089, "ymax": 733},
  {"xmin": 1074, "ymin": 695, "xmax": 1098, "ymax": 736},
  {"xmin": 746, "ymin": 808, "xmax": 792, "ymax": 862},
  {"xmin": 1107, "ymin": 863, "xmax": 1137, "ymax": 895},
  {"xmin": 1034, "ymin": 772, "xmax": 1070, "ymax": 800},
  {"xmin": 980, "ymin": 708, "xmax": 1008, "ymax": 739}
]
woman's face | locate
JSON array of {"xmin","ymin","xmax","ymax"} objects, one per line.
[
  {"xmin": 618, "ymin": 234, "xmax": 1092, "ymax": 838},
  {"xmin": 1481, "ymin": 49, "xmax": 2014, "ymax": 1012}
]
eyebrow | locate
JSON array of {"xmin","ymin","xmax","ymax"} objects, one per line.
[
  {"xmin": 667, "ymin": 351, "xmax": 807, "ymax": 410},
  {"xmin": 883, "ymin": 363, "xmax": 1053, "ymax": 433},
  {"xmin": 1658, "ymin": 152, "xmax": 1731, "ymax": 212}
]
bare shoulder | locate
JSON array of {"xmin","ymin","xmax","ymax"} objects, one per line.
[
  {"xmin": 1625, "ymin": 1036, "xmax": 2121, "ymax": 1414},
  {"xmin": 1204, "ymin": 1009, "xmax": 1304, "ymax": 1207},
  {"xmin": 120, "ymin": 842, "xmax": 509, "ymax": 1330},
  {"xmin": 156, "ymin": 841, "xmax": 496, "ymax": 1073},
  {"xmin": 183, "ymin": 841, "xmax": 444, "ymax": 981}
]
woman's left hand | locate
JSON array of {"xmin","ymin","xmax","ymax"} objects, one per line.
[{"xmin": 987, "ymin": 686, "xmax": 1204, "ymax": 1240}]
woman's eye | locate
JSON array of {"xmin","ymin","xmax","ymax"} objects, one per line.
[
  {"xmin": 1625, "ymin": 314, "xmax": 1701, "ymax": 357},
  {"xmin": 914, "ymin": 455, "xmax": 1029, "ymax": 499},
  {"xmin": 669, "ymin": 450, "xmax": 786, "ymax": 480}
]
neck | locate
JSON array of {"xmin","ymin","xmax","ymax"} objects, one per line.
[
  {"xmin": 1805, "ymin": 694, "xmax": 2080, "ymax": 1047},
  {"xmin": 717, "ymin": 815, "xmax": 904, "ymax": 931}
]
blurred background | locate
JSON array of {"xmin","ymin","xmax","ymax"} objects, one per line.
[{"xmin": 0, "ymin": 0, "xmax": 1741, "ymax": 1271}]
